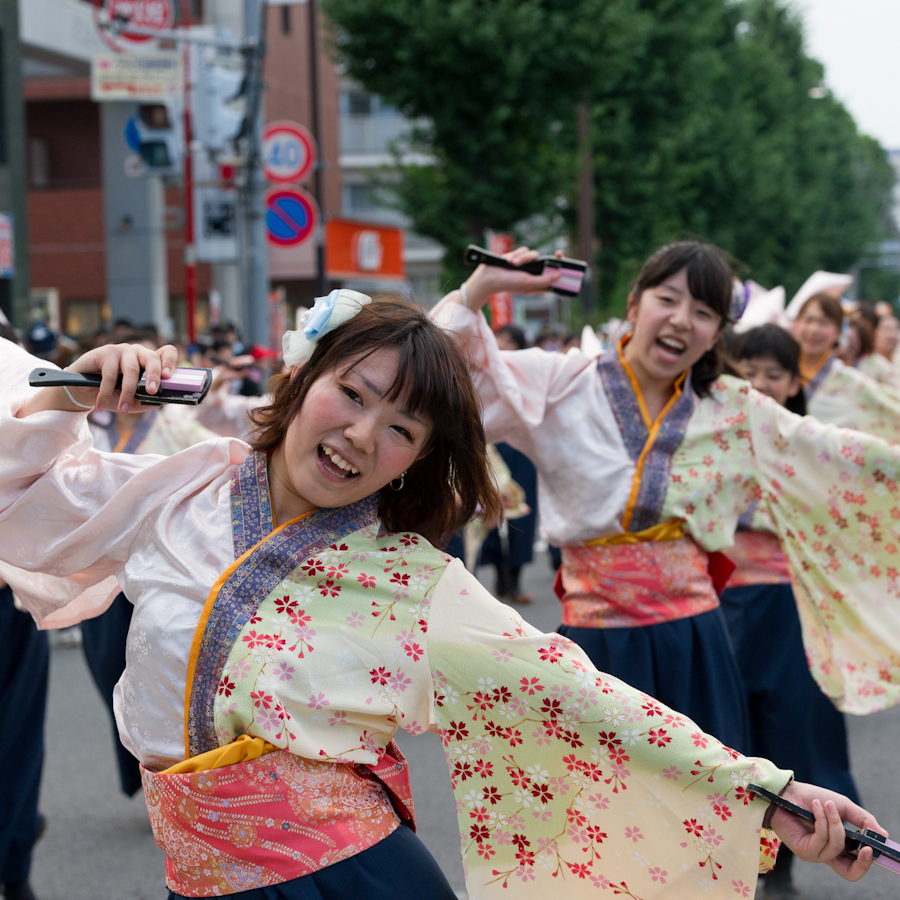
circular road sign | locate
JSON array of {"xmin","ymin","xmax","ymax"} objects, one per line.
[
  {"xmin": 263, "ymin": 121, "xmax": 317, "ymax": 185},
  {"xmin": 265, "ymin": 187, "xmax": 318, "ymax": 247}
]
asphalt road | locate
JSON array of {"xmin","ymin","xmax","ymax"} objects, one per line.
[{"xmin": 29, "ymin": 553, "xmax": 900, "ymax": 900}]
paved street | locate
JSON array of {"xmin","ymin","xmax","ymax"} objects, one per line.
[{"xmin": 29, "ymin": 553, "xmax": 900, "ymax": 899}]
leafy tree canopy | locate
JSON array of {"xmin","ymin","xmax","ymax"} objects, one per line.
[{"xmin": 324, "ymin": 0, "xmax": 896, "ymax": 308}]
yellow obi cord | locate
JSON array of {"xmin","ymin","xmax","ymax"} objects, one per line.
[
  {"xmin": 584, "ymin": 518, "xmax": 685, "ymax": 547},
  {"xmin": 162, "ymin": 734, "xmax": 277, "ymax": 774}
]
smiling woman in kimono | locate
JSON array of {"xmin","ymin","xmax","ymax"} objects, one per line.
[
  {"xmin": 434, "ymin": 241, "xmax": 900, "ymax": 733},
  {"xmin": 793, "ymin": 293, "xmax": 900, "ymax": 437},
  {"xmin": 0, "ymin": 295, "xmax": 881, "ymax": 899}
]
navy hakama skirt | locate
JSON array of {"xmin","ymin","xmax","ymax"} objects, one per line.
[
  {"xmin": 558, "ymin": 606, "xmax": 751, "ymax": 754},
  {"xmin": 0, "ymin": 584, "xmax": 49, "ymax": 883},
  {"xmin": 167, "ymin": 823, "xmax": 456, "ymax": 899},
  {"xmin": 81, "ymin": 591, "xmax": 143, "ymax": 797}
]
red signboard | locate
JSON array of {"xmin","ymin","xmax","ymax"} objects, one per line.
[
  {"xmin": 487, "ymin": 232, "xmax": 515, "ymax": 330},
  {"xmin": 106, "ymin": 0, "xmax": 174, "ymax": 39},
  {"xmin": 325, "ymin": 219, "xmax": 405, "ymax": 281}
]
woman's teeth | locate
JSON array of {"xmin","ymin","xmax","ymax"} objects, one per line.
[
  {"xmin": 321, "ymin": 445, "xmax": 360, "ymax": 476},
  {"xmin": 657, "ymin": 338, "xmax": 685, "ymax": 354}
]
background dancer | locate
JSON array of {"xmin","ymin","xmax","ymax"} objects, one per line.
[
  {"xmin": 793, "ymin": 293, "xmax": 900, "ymax": 436},
  {"xmin": 434, "ymin": 240, "xmax": 900, "ymax": 751}
]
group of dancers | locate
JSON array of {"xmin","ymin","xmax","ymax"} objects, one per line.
[{"xmin": 3, "ymin": 239, "xmax": 900, "ymax": 899}]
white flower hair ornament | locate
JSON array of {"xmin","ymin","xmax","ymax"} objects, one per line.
[{"xmin": 282, "ymin": 288, "xmax": 373, "ymax": 367}]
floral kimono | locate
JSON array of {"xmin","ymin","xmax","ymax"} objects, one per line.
[
  {"xmin": 432, "ymin": 299, "xmax": 900, "ymax": 715},
  {"xmin": 857, "ymin": 352, "xmax": 900, "ymax": 391},
  {"xmin": 802, "ymin": 353, "xmax": 900, "ymax": 439},
  {"xmin": 0, "ymin": 337, "xmax": 790, "ymax": 899}
]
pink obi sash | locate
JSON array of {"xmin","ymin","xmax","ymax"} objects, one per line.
[
  {"xmin": 558, "ymin": 536, "xmax": 721, "ymax": 628},
  {"xmin": 142, "ymin": 740, "xmax": 415, "ymax": 898},
  {"xmin": 726, "ymin": 531, "xmax": 790, "ymax": 589}
]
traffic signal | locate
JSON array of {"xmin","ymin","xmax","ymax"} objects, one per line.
[
  {"xmin": 193, "ymin": 63, "xmax": 246, "ymax": 155},
  {"xmin": 125, "ymin": 101, "xmax": 183, "ymax": 175}
]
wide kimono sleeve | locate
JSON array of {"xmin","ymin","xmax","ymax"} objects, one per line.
[
  {"xmin": 670, "ymin": 378, "xmax": 900, "ymax": 714},
  {"xmin": 430, "ymin": 296, "xmax": 597, "ymax": 449},
  {"xmin": 0, "ymin": 337, "xmax": 240, "ymax": 625},
  {"xmin": 423, "ymin": 559, "xmax": 789, "ymax": 900}
]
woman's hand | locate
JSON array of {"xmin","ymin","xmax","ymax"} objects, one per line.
[
  {"xmin": 769, "ymin": 781, "xmax": 884, "ymax": 881},
  {"xmin": 458, "ymin": 246, "xmax": 563, "ymax": 311},
  {"xmin": 18, "ymin": 342, "xmax": 179, "ymax": 418}
]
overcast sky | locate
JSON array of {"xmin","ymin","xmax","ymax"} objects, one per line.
[{"xmin": 797, "ymin": 0, "xmax": 900, "ymax": 149}]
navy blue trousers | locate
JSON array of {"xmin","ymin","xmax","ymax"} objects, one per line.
[
  {"xmin": 559, "ymin": 606, "xmax": 750, "ymax": 754},
  {"xmin": 0, "ymin": 585, "xmax": 49, "ymax": 883},
  {"xmin": 720, "ymin": 582, "xmax": 859, "ymax": 802},
  {"xmin": 81, "ymin": 592, "xmax": 143, "ymax": 797},
  {"xmin": 167, "ymin": 824, "xmax": 456, "ymax": 899},
  {"xmin": 479, "ymin": 444, "xmax": 538, "ymax": 570}
]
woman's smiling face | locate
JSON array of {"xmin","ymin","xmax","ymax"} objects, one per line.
[
  {"xmin": 796, "ymin": 300, "xmax": 840, "ymax": 359},
  {"xmin": 624, "ymin": 266, "xmax": 722, "ymax": 384},
  {"xmin": 268, "ymin": 347, "xmax": 431, "ymax": 521}
]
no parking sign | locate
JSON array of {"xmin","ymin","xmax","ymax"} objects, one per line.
[{"xmin": 265, "ymin": 187, "xmax": 319, "ymax": 247}]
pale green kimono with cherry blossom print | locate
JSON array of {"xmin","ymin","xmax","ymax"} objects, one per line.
[{"xmin": 185, "ymin": 452, "xmax": 789, "ymax": 900}]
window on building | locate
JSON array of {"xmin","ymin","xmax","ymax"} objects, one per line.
[
  {"xmin": 346, "ymin": 92, "xmax": 373, "ymax": 116},
  {"xmin": 281, "ymin": 6, "xmax": 291, "ymax": 35},
  {"xmin": 29, "ymin": 138, "xmax": 50, "ymax": 189},
  {"xmin": 343, "ymin": 183, "xmax": 376, "ymax": 212}
]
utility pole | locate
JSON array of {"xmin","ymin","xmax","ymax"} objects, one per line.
[
  {"xmin": 241, "ymin": 0, "xmax": 270, "ymax": 348},
  {"xmin": 308, "ymin": 0, "xmax": 327, "ymax": 297},
  {"xmin": 181, "ymin": 0, "xmax": 197, "ymax": 343}
]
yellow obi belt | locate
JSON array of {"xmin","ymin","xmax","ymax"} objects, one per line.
[
  {"xmin": 142, "ymin": 736, "xmax": 414, "ymax": 898},
  {"xmin": 557, "ymin": 519, "xmax": 722, "ymax": 628}
]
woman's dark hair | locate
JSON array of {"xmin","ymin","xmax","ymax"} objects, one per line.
[
  {"xmin": 734, "ymin": 324, "xmax": 807, "ymax": 415},
  {"xmin": 631, "ymin": 241, "xmax": 734, "ymax": 398},
  {"xmin": 848, "ymin": 318, "xmax": 874, "ymax": 359},
  {"xmin": 249, "ymin": 297, "xmax": 502, "ymax": 545},
  {"xmin": 495, "ymin": 324, "xmax": 528, "ymax": 351},
  {"xmin": 855, "ymin": 302, "xmax": 879, "ymax": 334},
  {"xmin": 797, "ymin": 292, "xmax": 844, "ymax": 335}
]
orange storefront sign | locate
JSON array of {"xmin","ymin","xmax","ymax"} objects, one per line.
[{"xmin": 325, "ymin": 218, "xmax": 405, "ymax": 280}]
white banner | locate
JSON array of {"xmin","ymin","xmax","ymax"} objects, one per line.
[{"xmin": 91, "ymin": 53, "xmax": 183, "ymax": 102}]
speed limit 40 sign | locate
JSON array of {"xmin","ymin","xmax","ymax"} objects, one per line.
[{"xmin": 262, "ymin": 121, "xmax": 317, "ymax": 185}]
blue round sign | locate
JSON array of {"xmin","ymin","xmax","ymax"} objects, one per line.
[{"xmin": 265, "ymin": 187, "xmax": 318, "ymax": 247}]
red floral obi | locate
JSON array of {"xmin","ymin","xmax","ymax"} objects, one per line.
[
  {"xmin": 558, "ymin": 536, "xmax": 721, "ymax": 628},
  {"xmin": 142, "ymin": 741, "xmax": 415, "ymax": 898},
  {"xmin": 726, "ymin": 531, "xmax": 790, "ymax": 589}
]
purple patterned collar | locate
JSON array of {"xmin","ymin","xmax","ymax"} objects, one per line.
[{"xmin": 597, "ymin": 341, "xmax": 695, "ymax": 532}]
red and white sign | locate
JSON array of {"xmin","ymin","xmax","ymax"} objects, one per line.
[
  {"xmin": 325, "ymin": 219, "xmax": 405, "ymax": 281},
  {"xmin": 94, "ymin": 0, "xmax": 175, "ymax": 51},
  {"xmin": 487, "ymin": 232, "xmax": 515, "ymax": 330},
  {"xmin": 263, "ymin": 121, "xmax": 317, "ymax": 185}
]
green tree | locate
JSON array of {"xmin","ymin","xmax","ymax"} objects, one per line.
[
  {"xmin": 587, "ymin": 0, "xmax": 896, "ymax": 310},
  {"xmin": 325, "ymin": 0, "xmax": 895, "ymax": 310},
  {"xmin": 323, "ymin": 0, "xmax": 642, "ymax": 286}
]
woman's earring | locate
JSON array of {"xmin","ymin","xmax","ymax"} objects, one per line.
[{"xmin": 390, "ymin": 471, "xmax": 407, "ymax": 491}]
